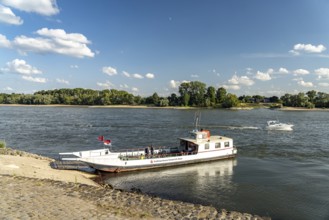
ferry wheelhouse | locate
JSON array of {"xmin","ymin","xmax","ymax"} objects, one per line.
[{"xmin": 59, "ymin": 129, "xmax": 237, "ymax": 172}]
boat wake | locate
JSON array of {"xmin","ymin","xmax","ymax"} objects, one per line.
[
  {"xmin": 227, "ymin": 126, "xmax": 261, "ymax": 130},
  {"xmin": 265, "ymin": 127, "xmax": 293, "ymax": 131},
  {"xmin": 204, "ymin": 125, "xmax": 261, "ymax": 130}
]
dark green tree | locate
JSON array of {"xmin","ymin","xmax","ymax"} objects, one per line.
[
  {"xmin": 306, "ymin": 90, "xmax": 317, "ymax": 104},
  {"xmin": 206, "ymin": 86, "xmax": 216, "ymax": 106},
  {"xmin": 168, "ymin": 93, "xmax": 179, "ymax": 106},
  {"xmin": 269, "ymin": 96, "xmax": 279, "ymax": 103},
  {"xmin": 222, "ymin": 93, "xmax": 239, "ymax": 108},
  {"xmin": 216, "ymin": 87, "xmax": 227, "ymax": 103},
  {"xmin": 178, "ymin": 81, "xmax": 206, "ymax": 106}
]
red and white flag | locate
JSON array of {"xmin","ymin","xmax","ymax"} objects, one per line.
[
  {"xmin": 98, "ymin": 136, "xmax": 104, "ymax": 141},
  {"xmin": 103, "ymin": 139, "xmax": 111, "ymax": 146}
]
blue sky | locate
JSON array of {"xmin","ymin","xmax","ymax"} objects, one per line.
[{"xmin": 1, "ymin": 0, "xmax": 329, "ymax": 97}]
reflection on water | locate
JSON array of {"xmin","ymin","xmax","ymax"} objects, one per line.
[{"xmin": 102, "ymin": 159, "xmax": 237, "ymax": 206}]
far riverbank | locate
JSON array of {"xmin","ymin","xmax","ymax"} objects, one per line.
[{"xmin": 1, "ymin": 103, "xmax": 329, "ymax": 111}]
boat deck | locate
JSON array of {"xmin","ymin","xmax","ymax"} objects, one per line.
[{"xmin": 118, "ymin": 151, "xmax": 197, "ymax": 161}]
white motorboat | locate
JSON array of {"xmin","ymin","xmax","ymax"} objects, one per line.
[
  {"xmin": 266, "ymin": 120, "xmax": 294, "ymax": 131},
  {"xmin": 59, "ymin": 128, "xmax": 237, "ymax": 173}
]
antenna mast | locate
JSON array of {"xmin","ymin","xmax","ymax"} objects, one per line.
[{"xmin": 194, "ymin": 111, "xmax": 201, "ymax": 131}]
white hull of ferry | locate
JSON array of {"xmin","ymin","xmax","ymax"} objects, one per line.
[{"xmin": 63, "ymin": 147, "xmax": 237, "ymax": 172}]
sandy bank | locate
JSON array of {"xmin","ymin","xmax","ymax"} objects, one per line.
[
  {"xmin": 279, "ymin": 107, "xmax": 329, "ymax": 111},
  {"xmin": 0, "ymin": 148, "xmax": 271, "ymax": 219},
  {"xmin": 0, "ymin": 154, "xmax": 98, "ymax": 187}
]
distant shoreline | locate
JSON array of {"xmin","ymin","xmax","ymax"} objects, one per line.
[
  {"xmin": 0, "ymin": 104, "xmax": 328, "ymax": 111},
  {"xmin": 0, "ymin": 104, "xmax": 195, "ymax": 109}
]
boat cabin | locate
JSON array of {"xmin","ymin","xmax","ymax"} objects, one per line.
[{"xmin": 177, "ymin": 129, "xmax": 233, "ymax": 154}]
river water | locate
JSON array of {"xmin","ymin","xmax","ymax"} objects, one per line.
[{"xmin": 1, "ymin": 106, "xmax": 328, "ymax": 220}]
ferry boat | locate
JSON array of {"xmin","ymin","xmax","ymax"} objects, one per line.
[{"xmin": 59, "ymin": 128, "xmax": 237, "ymax": 173}]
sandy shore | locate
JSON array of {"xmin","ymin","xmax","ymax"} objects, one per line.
[
  {"xmin": 0, "ymin": 148, "xmax": 271, "ymax": 219},
  {"xmin": 279, "ymin": 106, "xmax": 329, "ymax": 111},
  {"xmin": 0, "ymin": 153, "xmax": 98, "ymax": 187}
]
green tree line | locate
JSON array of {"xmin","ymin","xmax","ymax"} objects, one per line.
[{"xmin": 1, "ymin": 82, "xmax": 329, "ymax": 108}]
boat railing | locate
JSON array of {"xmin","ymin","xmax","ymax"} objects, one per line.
[
  {"xmin": 116, "ymin": 146, "xmax": 197, "ymax": 161},
  {"xmin": 59, "ymin": 148, "xmax": 110, "ymax": 160}
]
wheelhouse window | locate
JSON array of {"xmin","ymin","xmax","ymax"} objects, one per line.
[
  {"xmin": 224, "ymin": 142, "xmax": 230, "ymax": 148},
  {"xmin": 205, "ymin": 143, "xmax": 209, "ymax": 150},
  {"xmin": 215, "ymin": 143, "xmax": 221, "ymax": 148}
]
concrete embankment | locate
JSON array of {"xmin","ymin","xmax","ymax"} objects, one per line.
[{"xmin": 0, "ymin": 147, "xmax": 271, "ymax": 219}]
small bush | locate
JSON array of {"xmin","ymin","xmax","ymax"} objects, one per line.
[{"xmin": 0, "ymin": 140, "xmax": 6, "ymax": 148}]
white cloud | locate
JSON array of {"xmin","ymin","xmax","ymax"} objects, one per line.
[
  {"xmin": 228, "ymin": 75, "xmax": 254, "ymax": 86},
  {"xmin": 97, "ymin": 80, "xmax": 114, "ymax": 89},
  {"xmin": 169, "ymin": 80, "xmax": 180, "ymax": 89},
  {"xmin": 122, "ymin": 71, "xmax": 154, "ymax": 79},
  {"xmin": 245, "ymin": 68, "xmax": 253, "ymax": 75},
  {"xmin": 145, "ymin": 73, "xmax": 154, "ymax": 79},
  {"xmin": 254, "ymin": 71, "xmax": 272, "ymax": 81},
  {"xmin": 228, "ymin": 75, "xmax": 239, "ymax": 84},
  {"xmin": 56, "ymin": 78, "xmax": 69, "ymax": 85},
  {"xmin": 278, "ymin": 68, "xmax": 289, "ymax": 74},
  {"xmin": 191, "ymin": 74, "xmax": 199, "ymax": 78},
  {"xmin": 0, "ymin": 34, "xmax": 11, "ymax": 48},
  {"xmin": 133, "ymin": 73, "xmax": 143, "ymax": 79},
  {"xmin": 289, "ymin": 50, "xmax": 300, "ymax": 56},
  {"xmin": 122, "ymin": 71, "xmax": 130, "ymax": 78},
  {"xmin": 223, "ymin": 84, "xmax": 240, "ymax": 90},
  {"xmin": 297, "ymin": 80, "xmax": 313, "ymax": 87},
  {"xmin": 0, "ymin": 4, "xmax": 23, "ymax": 25},
  {"xmin": 102, "ymin": 66, "xmax": 117, "ymax": 76},
  {"xmin": 318, "ymin": 82, "xmax": 329, "ymax": 87},
  {"xmin": 212, "ymin": 69, "xmax": 220, "ymax": 76},
  {"xmin": 293, "ymin": 69, "xmax": 309, "ymax": 76},
  {"xmin": 0, "ymin": 59, "xmax": 48, "ymax": 83},
  {"xmin": 293, "ymin": 77, "xmax": 303, "ymax": 82},
  {"xmin": 314, "ymin": 68, "xmax": 329, "ymax": 79},
  {"xmin": 290, "ymin": 43, "xmax": 326, "ymax": 55},
  {"xmin": 70, "ymin": 65, "xmax": 78, "ymax": 69},
  {"xmin": 12, "ymin": 28, "xmax": 94, "ymax": 58},
  {"xmin": 169, "ymin": 80, "xmax": 190, "ymax": 89},
  {"xmin": 3, "ymin": 86, "xmax": 13, "ymax": 91},
  {"xmin": 120, "ymin": 84, "xmax": 129, "ymax": 89},
  {"xmin": 22, "ymin": 75, "xmax": 47, "ymax": 83},
  {"xmin": 131, "ymin": 87, "xmax": 139, "ymax": 92},
  {"xmin": 1, "ymin": 59, "xmax": 42, "ymax": 75},
  {"xmin": 0, "ymin": 0, "xmax": 59, "ymax": 16},
  {"xmin": 36, "ymin": 28, "xmax": 90, "ymax": 44}
]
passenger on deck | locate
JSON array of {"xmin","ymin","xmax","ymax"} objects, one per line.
[
  {"xmin": 150, "ymin": 145, "xmax": 154, "ymax": 158},
  {"xmin": 145, "ymin": 147, "xmax": 149, "ymax": 158},
  {"xmin": 188, "ymin": 145, "xmax": 195, "ymax": 154}
]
